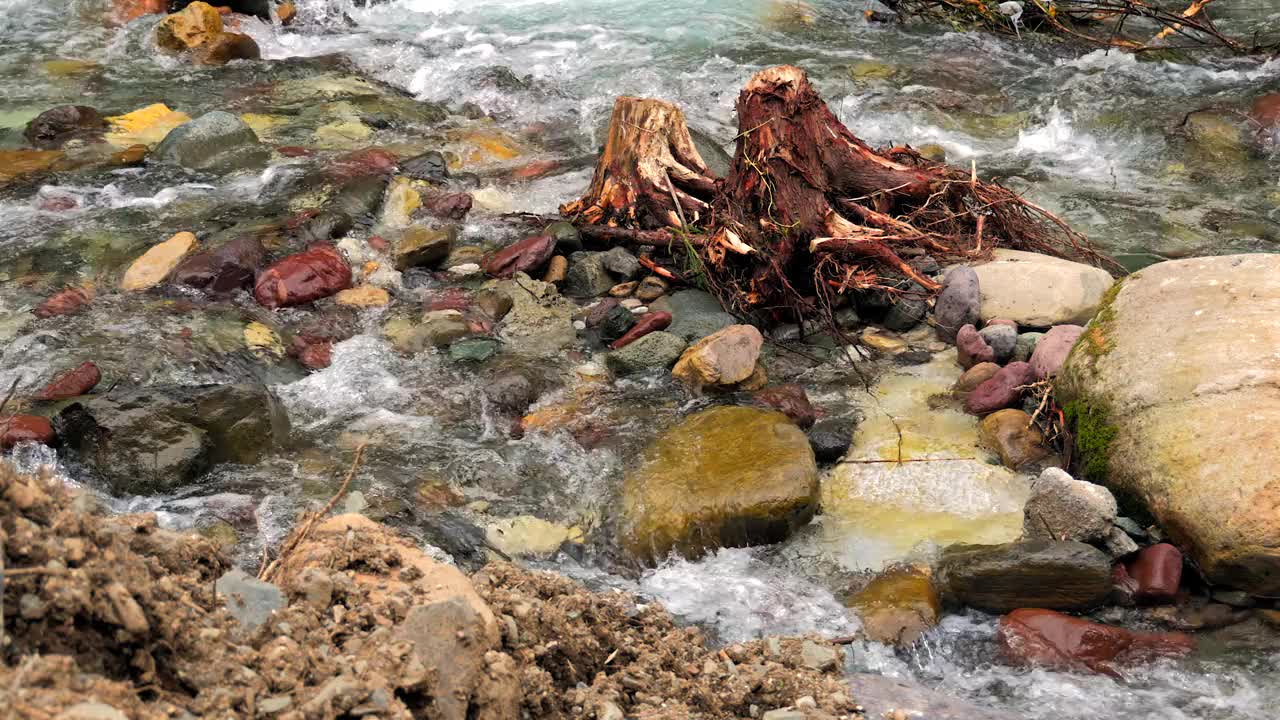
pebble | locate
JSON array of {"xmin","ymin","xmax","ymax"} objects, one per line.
[
  {"xmin": 448, "ymin": 262, "xmax": 482, "ymax": 276},
  {"xmin": 620, "ymin": 298, "xmax": 643, "ymax": 309},
  {"xmin": 630, "ymin": 306, "xmax": 649, "ymax": 315}
]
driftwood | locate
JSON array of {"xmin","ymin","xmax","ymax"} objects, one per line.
[{"xmin": 561, "ymin": 65, "xmax": 1110, "ymax": 326}]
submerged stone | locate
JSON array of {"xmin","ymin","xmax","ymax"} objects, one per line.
[{"xmin": 153, "ymin": 111, "xmax": 268, "ymax": 173}]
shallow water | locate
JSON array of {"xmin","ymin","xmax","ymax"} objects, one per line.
[{"xmin": 3, "ymin": 1, "xmax": 1280, "ymax": 718}]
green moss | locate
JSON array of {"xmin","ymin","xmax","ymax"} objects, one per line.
[{"xmin": 1063, "ymin": 399, "xmax": 1118, "ymax": 483}]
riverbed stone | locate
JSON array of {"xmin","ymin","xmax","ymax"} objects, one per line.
[
  {"xmin": 1012, "ymin": 331, "xmax": 1043, "ymax": 362},
  {"xmin": 620, "ymin": 406, "xmax": 818, "ymax": 563},
  {"xmin": 563, "ymin": 251, "xmax": 614, "ymax": 298},
  {"xmin": 487, "ymin": 274, "xmax": 577, "ymax": 355},
  {"xmin": 1021, "ymin": 467, "xmax": 1117, "ymax": 544},
  {"xmin": 965, "ymin": 361, "xmax": 1034, "ymax": 415},
  {"xmin": 604, "ymin": 331, "xmax": 686, "ymax": 375},
  {"xmin": 997, "ymin": 608, "xmax": 1193, "ymax": 676},
  {"xmin": 393, "ymin": 226, "xmax": 454, "ymax": 270},
  {"xmin": 970, "ymin": 250, "xmax": 1115, "ymax": 327},
  {"xmin": 882, "ymin": 282, "xmax": 927, "ymax": 331},
  {"xmin": 978, "ymin": 324, "xmax": 1017, "ymax": 363},
  {"xmin": 1029, "ymin": 324, "xmax": 1084, "ymax": 379},
  {"xmin": 954, "ymin": 362, "xmax": 1000, "ymax": 395},
  {"xmin": 1128, "ymin": 543, "xmax": 1183, "ymax": 604},
  {"xmin": 24, "ymin": 105, "xmax": 105, "ymax": 149},
  {"xmin": 807, "ymin": 420, "xmax": 852, "ymax": 464},
  {"xmin": 153, "ymin": 111, "xmax": 268, "ymax": 173},
  {"xmin": 1055, "ymin": 254, "xmax": 1280, "ymax": 595},
  {"xmin": 1, "ymin": 415, "xmax": 56, "ymax": 450},
  {"xmin": 666, "ymin": 289, "xmax": 737, "ymax": 341},
  {"xmin": 846, "ymin": 674, "xmax": 1020, "ymax": 720},
  {"xmin": 848, "ymin": 565, "xmax": 940, "ymax": 646},
  {"xmin": 978, "ymin": 409, "xmax": 1049, "ymax": 470},
  {"xmin": 171, "ymin": 234, "xmax": 265, "ymax": 294},
  {"xmin": 672, "ymin": 324, "xmax": 764, "ymax": 390},
  {"xmin": 955, "ymin": 324, "xmax": 993, "ymax": 369},
  {"xmin": 120, "ymin": 232, "xmax": 199, "ymax": 291},
  {"xmin": 939, "ymin": 540, "xmax": 1113, "ymax": 612},
  {"xmin": 933, "ymin": 266, "xmax": 980, "ymax": 342}
]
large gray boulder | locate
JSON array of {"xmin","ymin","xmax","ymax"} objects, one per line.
[
  {"xmin": 970, "ymin": 250, "xmax": 1114, "ymax": 327},
  {"xmin": 153, "ymin": 111, "xmax": 269, "ymax": 173},
  {"xmin": 1056, "ymin": 254, "xmax": 1280, "ymax": 595}
]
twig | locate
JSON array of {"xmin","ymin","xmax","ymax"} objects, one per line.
[
  {"xmin": 837, "ymin": 456, "xmax": 974, "ymax": 465},
  {"xmin": 259, "ymin": 443, "xmax": 367, "ymax": 584}
]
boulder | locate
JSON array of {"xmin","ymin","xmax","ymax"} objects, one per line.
[
  {"xmin": 978, "ymin": 409, "xmax": 1049, "ymax": 470},
  {"xmin": 121, "ymin": 232, "xmax": 199, "ymax": 291},
  {"xmin": 170, "ymin": 235, "xmax": 265, "ymax": 294},
  {"xmin": 750, "ymin": 384, "xmax": 816, "ymax": 429},
  {"xmin": 620, "ymin": 406, "xmax": 818, "ymax": 563},
  {"xmin": 1021, "ymin": 467, "xmax": 1117, "ymax": 545},
  {"xmin": 482, "ymin": 234, "xmax": 554, "ymax": 279},
  {"xmin": 1029, "ymin": 324, "xmax": 1084, "ymax": 379},
  {"xmin": 970, "ymin": 249, "xmax": 1115, "ymax": 327},
  {"xmin": 1055, "ymin": 254, "xmax": 1280, "ymax": 594},
  {"xmin": 254, "ymin": 245, "xmax": 352, "ymax": 308},
  {"xmin": 55, "ymin": 384, "xmax": 290, "ymax": 495},
  {"xmin": 955, "ymin": 324, "xmax": 994, "ymax": 369},
  {"xmin": 24, "ymin": 105, "xmax": 105, "ymax": 149},
  {"xmin": 933, "ymin": 266, "xmax": 980, "ymax": 342},
  {"xmin": 604, "ymin": 331, "xmax": 686, "ymax": 375},
  {"xmin": 939, "ymin": 540, "xmax": 1112, "ymax": 612},
  {"xmin": 1128, "ymin": 543, "xmax": 1183, "ymax": 604},
  {"xmin": 153, "ymin": 111, "xmax": 268, "ymax": 173},
  {"xmin": 33, "ymin": 361, "xmax": 102, "ymax": 401},
  {"xmin": 1, "ymin": 415, "xmax": 56, "ymax": 450},
  {"xmin": 997, "ymin": 608, "xmax": 1193, "ymax": 677},
  {"xmin": 672, "ymin": 324, "xmax": 764, "ymax": 390},
  {"xmin": 393, "ymin": 226, "xmax": 455, "ymax": 270},
  {"xmin": 848, "ymin": 566, "xmax": 940, "ymax": 646},
  {"xmin": 965, "ymin": 361, "xmax": 1034, "ymax": 415}
]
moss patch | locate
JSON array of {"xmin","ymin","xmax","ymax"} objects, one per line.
[{"xmin": 1064, "ymin": 399, "xmax": 1118, "ymax": 483}]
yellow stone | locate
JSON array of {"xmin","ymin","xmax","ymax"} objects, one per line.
[
  {"xmin": 42, "ymin": 59, "xmax": 98, "ymax": 77},
  {"xmin": 154, "ymin": 1, "xmax": 223, "ymax": 52},
  {"xmin": 0, "ymin": 150, "xmax": 64, "ymax": 184},
  {"xmin": 861, "ymin": 328, "xmax": 908, "ymax": 354},
  {"xmin": 379, "ymin": 176, "xmax": 421, "ymax": 229},
  {"xmin": 120, "ymin": 232, "xmax": 199, "ymax": 290},
  {"xmin": 848, "ymin": 565, "xmax": 940, "ymax": 646},
  {"xmin": 243, "ymin": 321, "xmax": 284, "ymax": 359},
  {"xmin": 314, "ymin": 119, "xmax": 372, "ymax": 149},
  {"xmin": 240, "ymin": 113, "xmax": 289, "ymax": 138},
  {"xmin": 335, "ymin": 286, "xmax": 391, "ymax": 308},
  {"xmin": 450, "ymin": 127, "xmax": 525, "ymax": 169},
  {"xmin": 485, "ymin": 516, "xmax": 584, "ymax": 558},
  {"xmin": 105, "ymin": 104, "xmax": 192, "ymax": 148}
]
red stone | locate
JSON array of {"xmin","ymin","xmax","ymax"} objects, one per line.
[
  {"xmin": 33, "ymin": 361, "xmax": 101, "ymax": 401},
  {"xmin": 609, "ymin": 311, "xmax": 672, "ymax": 349},
  {"xmin": 1128, "ymin": 543, "xmax": 1183, "ymax": 604},
  {"xmin": 297, "ymin": 340, "xmax": 333, "ymax": 370},
  {"xmin": 325, "ymin": 147, "xmax": 399, "ymax": 182},
  {"xmin": 956, "ymin": 324, "xmax": 995, "ymax": 369},
  {"xmin": 367, "ymin": 235, "xmax": 390, "ymax": 252},
  {"xmin": 482, "ymin": 234, "xmax": 555, "ymax": 279},
  {"xmin": 424, "ymin": 287, "xmax": 471, "ymax": 313},
  {"xmin": 510, "ymin": 160, "xmax": 560, "ymax": 180},
  {"xmin": 171, "ymin": 235, "xmax": 265, "ymax": 294},
  {"xmin": 750, "ymin": 384, "xmax": 817, "ymax": 429},
  {"xmin": 965, "ymin": 361, "xmax": 1034, "ymax": 415},
  {"xmin": 997, "ymin": 608, "xmax": 1194, "ymax": 678},
  {"xmin": 1, "ymin": 415, "xmax": 55, "ymax": 449},
  {"xmin": 1111, "ymin": 563, "xmax": 1139, "ymax": 606},
  {"xmin": 110, "ymin": 0, "xmax": 166, "ymax": 23},
  {"xmin": 420, "ymin": 191, "xmax": 473, "ymax": 221},
  {"xmin": 254, "ymin": 245, "xmax": 352, "ymax": 308},
  {"xmin": 276, "ymin": 146, "xmax": 312, "ymax": 157},
  {"xmin": 1249, "ymin": 94, "xmax": 1280, "ymax": 130},
  {"xmin": 34, "ymin": 286, "xmax": 92, "ymax": 319}
]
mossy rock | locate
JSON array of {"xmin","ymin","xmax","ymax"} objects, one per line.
[{"xmin": 619, "ymin": 406, "xmax": 818, "ymax": 564}]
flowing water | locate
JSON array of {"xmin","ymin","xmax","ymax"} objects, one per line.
[{"xmin": 3, "ymin": 1, "xmax": 1280, "ymax": 718}]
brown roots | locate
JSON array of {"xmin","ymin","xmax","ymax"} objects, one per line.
[{"xmin": 561, "ymin": 64, "xmax": 1115, "ymax": 326}]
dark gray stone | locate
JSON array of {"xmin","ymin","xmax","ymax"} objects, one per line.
[
  {"xmin": 153, "ymin": 111, "xmax": 268, "ymax": 173},
  {"xmin": 330, "ymin": 175, "xmax": 389, "ymax": 221},
  {"xmin": 667, "ymin": 289, "xmax": 736, "ymax": 341},
  {"xmin": 883, "ymin": 282, "xmax": 928, "ymax": 331},
  {"xmin": 939, "ymin": 540, "xmax": 1112, "ymax": 613},
  {"xmin": 934, "ymin": 266, "xmax": 981, "ymax": 342},
  {"xmin": 599, "ymin": 304, "xmax": 638, "ymax": 342},
  {"xmin": 24, "ymin": 105, "xmax": 105, "ymax": 149},
  {"xmin": 604, "ymin": 331, "xmax": 686, "ymax": 374},
  {"xmin": 689, "ymin": 126, "xmax": 733, "ymax": 178},
  {"xmin": 808, "ymin": 420, "xmax": 853, "ymax": 464},
  {"xmin": 564, "ymin": 252, "xmax": 614, "ymax": 298},
  {"xmin": 485, "ymin": 370, "xmax": 537, "ymax": 413},
  {"xmin": 1013, "ymin": 331, "xmax": 1044, "ymax": 363},
  {"xmin": 400, "ymin": 150, "xmax": 449, "ymax": 184},
  {"xmin": 545, "ymin": 221, "xmax": 582, "ymax": 253},
  {"xmin": 978, "ymin": 324, "xmax": 1018, "ymax": 364},
  {"xmin": 600, "ymin": 247, "xmax": 640, "ymax": 280}
]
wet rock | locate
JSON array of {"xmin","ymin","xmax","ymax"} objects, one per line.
[
  {"xmin": 330, "ymin": 175, "xmax": 389, "ymax": 220},
  {"xmin": 978, "ymin": 324, "xmax": 1017, "ymax": 364},
  {"xmin": 488, "ymin": 275, "xmax": 577, "ymax": 355},
  {"xmin": 214, "ymin": 568, "xmax": 284, "ymax": 630},
  {"xmin": 1, "ymin": 415, "xmax": 56, "ymax": 450},
  {"xmin": 1184, "ymin": 111, "xmax": 1247, "ymax": 164},
  {"xmin": 636, "ymin": 276, "xmax": 669, "ymax": 302},
  {"xmin": 121, "ymin": 232, "xmax": 199, "ymax": 291},
  {"xmin": 326, "ymin": 147, "xmax": 399, "ymax": 183},
  {"xmin": 964, "ymin": 361, "xmax": 1034, "ymax": 415},
  {"xmin": 334, "ymin": 286, "xmax": 390, "ymax": 308},
  {"xmin": 0, "ymin": 149, "xmax": 64, "ymax": 187},
  {"xmin": 672, "ymin": 325, "xmax": 764, "ymax": 391},
  {"xmin": 449, "ymin": 338, "xmax": 499, "ymax": 363},
  {"xmin": 1012, "ymin": 331, "xmax": 1043, "ymax": 362},
  {"xmin": 33, "ymin": 361, "xmax": 101, "ymax": 401},
  {"xmin": 563, "ymin": 251, "xmax": 615, "ymax": 298},
  {"xmin": 34, "ymin": 286, "xmax": 93, "ymax": 319},
  {"xmin": 200, "ymin": 32, "xmax": 262, "ymax": 66},
  {"xmin": 846, "ymin": 674, "xmax": 1019, "ymax": 720},
  {"xmin": 882, "ymin": 282, "xmax": 927, "ymax": 331},
  {"xmin": 609, "ymin": 311, "xmax": 672, "ymax": 349},
  {"xmin": 542, "ymin": 255, "xmax": 568, "ymax": 284},
  {"xmin": 24, "ymin": 105, "xmax": 105, "ymax": 149},
  {"xmin": 750, "ymin": 384, "xmax": 816, "ymax": 429},
  {"xmin": 54, "ymin": 384, "xmax": 289, "ymax": 494},
  {"xmin": 474, "ymin": 289, "xmax": 513, "ymax": 323},
  {"xmin": 977, "ymin": 409, "xmax": 1049, "ymax": 470},
  {"xmin": 392, "ymin": 226, "xmax": 455, "ymax": 271},
  {"xmin": 420, "ymin": 191, "xmax": 473, "ymax": 221},
  {"xmin": 1029, "ymin": 324, "xmax": 1084, "ymax": 379},
  {"xmin": 609, "ymin": 281, "xmax": 638, "ymax": 298},
  {"xmin": 170, "ymin": 235, "xmax": 265, "ymax": 294},
  {"xmin": 807, "ymin": 420, "xmax": 852, "ymax": 464},
  {"xmin": 255, "ymin": 245, "xmax": 352, "ymax": 308},
  {"xmin": 155, "ymin": 2, "xmax": 260, "ymax": 65},
  {"xmin": 378, "ymin": 176, "xmax": 420, "ymax": 229},
  {"xmin": 997, "ymin": 608, "xmax": 1193, "ymax": 677},
  {"xmin": 849, "ymin": 565, "xmax": 940, "ymax": 646},
  {"xmin": 484, "ymin": 371, "xmax": 537, "ymax": 413},
  {"xmin": 621, "ymin": 406, "xmax": 817, "ymax": 563},
  {"xmin": 483, "ymin": 234, "xmax": 555, "ymax": 279},
  {"xmin": 485, "ymin": 516, "xmax": 583, "ymax": 558},
  {"xmin": 399, "ymin": 150, "xmax": 448, "ymax": 183},
  {"xmin": 1021, "ymin": 467, "xmax": 1117, "ymax": 545},
  {"xmin": 597, "ymin": 304, "xmax": 638, "ymax": 343},
  {"xmin": 939, "ymin": 540, "xmax": 1113, "ymax": 612},
  {"xmin": 295, "ymin": 210, "xmax": 353, "ymax": 246},
  {"xmin": 296, "ymin": 339, "xmax": 333, "ymax": 370},
  {"xmin": 1103, "ymin": 526, "xmax": 1139, "ymax": 559},
  {"xmin": 418, "ymin": 311, "xmax": 472, "ymax": 348},
  {"xmin": 955, "ymin": 324, "xmax": 994, "ymax": 369},
  {"xmin": 600, "ymin": 246, "xmax": 640, "ymax": 279},
  {"xmin": 153, "ymin": 111, "xmax": 268, "ymax": 173},
  {"xmin": 971, "ymin": 250, "xmax": 1115, "ymax": 327},
  {"xmin": 604, "ymin": 331, "xmax": 686, "ymax": 375},
  {"xmin": 544, "ymin": 221, "xmax": 582, "ymax": 254},
  {"xmin": 954, "ymin": 362, "xmax": 1000, "ymax": 395},
  {"xmin": 1054, "ymin": 254, "xmax": 1280, "ymax": 595},
  {"xmin": 667, "ymin": 289, "xmax": 737, "ymax": 341},
  {"xmin": 1129, "ymin": 543, "xmax": 1183, "ymax": 604},
  {"xmin": 933, "ymin": 266, "xmax": 980, "ymax": 342}
]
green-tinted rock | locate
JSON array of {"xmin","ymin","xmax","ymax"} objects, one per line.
[
  {"xmin": 938, "ymin": 540, "xmax": 1112, "ymax": 613},
  {"xmin": 153, "ymin": 111, "xmax": 268, "ymax": 173},
  {"xmin": 604, "ymin": 331, "xmax": 686, "ymax": 375},
  {"xmin": 394, "ymin": 226, "xmax": 456, "ymax": 270},
  {"xmin": 449, "ymin": 337, "xmax": 499, "ymax": 363},
  {"xmin": 620, "ymin": 406, "xmax": 819, "ymax": 563}
]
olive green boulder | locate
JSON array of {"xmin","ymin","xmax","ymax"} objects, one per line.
[
  {"xmin": 1056, "ymin": 254, "xmax": 1280, "ymax": 595},
  {"xmin": 620, "ymin": 406, "xmax": 818, "ymax": 564}
]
